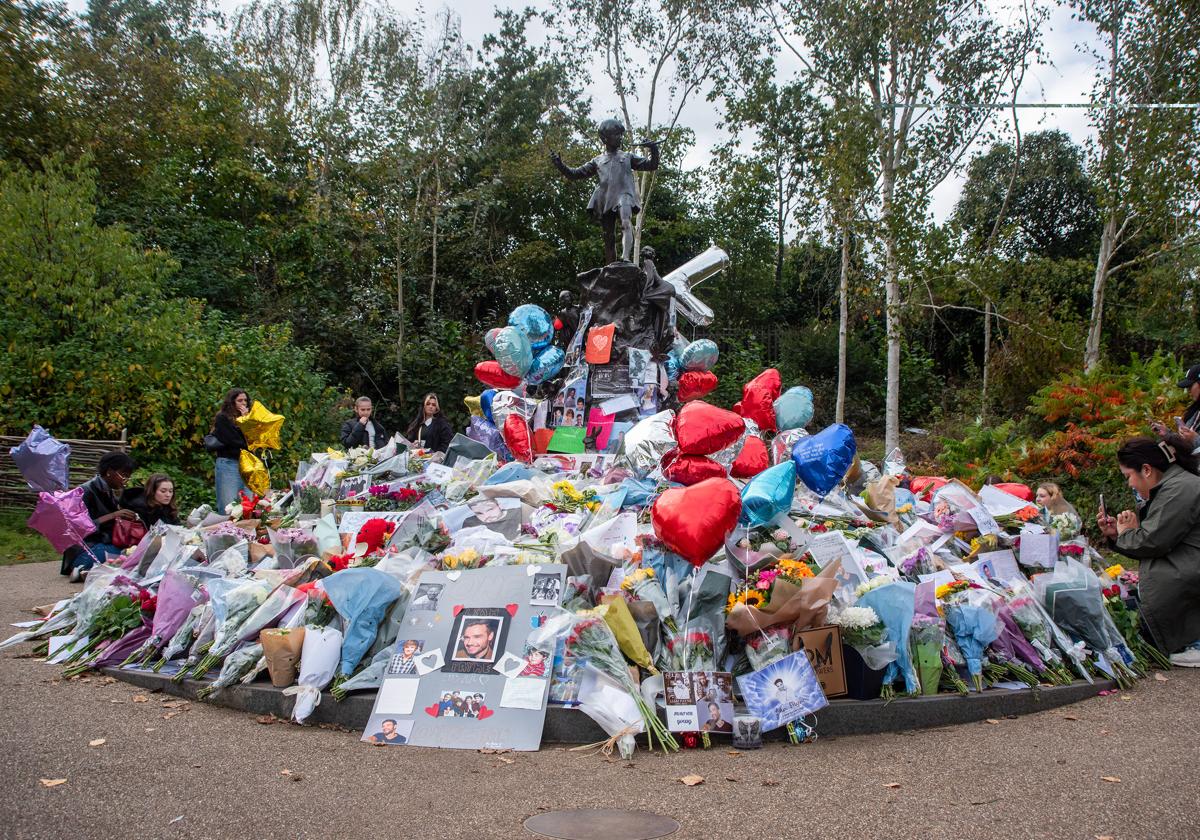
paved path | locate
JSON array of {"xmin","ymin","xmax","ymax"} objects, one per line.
[{"xmin": 1, "ymin": 561, "xmax": 1197, "ymax": 840}]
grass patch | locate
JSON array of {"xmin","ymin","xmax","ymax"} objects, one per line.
[{"xmin": 0, "ymin": 510, "xmax": 59, "ymax": 566}]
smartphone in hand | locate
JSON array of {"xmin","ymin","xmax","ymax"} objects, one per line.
[{"xmin": 1098, "ymin": 494, "xmax": 1107, "ymax": 521}]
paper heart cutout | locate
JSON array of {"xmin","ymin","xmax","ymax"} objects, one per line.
[
  {"xmin": 476, "ymin": 705, "xmax": 495, "ymax": 720},
  {"xmin": 673, "ymin": 401, "xmax": 745, "ymax": 455},
  {"xmin": 452, "ymin": 604, "xmax": 464, "ymax": 617},
  {"xmin": 525, "ymin": 565, "xmax": 543, "ymax": 576},
  {"xmin": 505, "ymin": 603, "xmax": 518, "ymax": 617},
  {"xmin": 446, "ymin": 571, "xmax": 462, "ymax": 581},
  {"xmin": 652, "ymin": 477, "xmax": 742, "ymax": 567},
  {"xmin": 421, "ymin": 653, "xmax": 438, "ymax": 667},
  {"xmin": 425, "ymin": 703, "xmax": 441, "ymax": 717}
]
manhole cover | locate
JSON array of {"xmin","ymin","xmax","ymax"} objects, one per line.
[{"xmin": 524, "ymin": 808, "xmax": 680, "ymax": 840}]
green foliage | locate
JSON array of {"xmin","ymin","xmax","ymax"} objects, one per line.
[
  {"xmin": 0, "ymin": 510, "xmax": 59, "ymax": 566},
  {"xmin": 0, "ymin": 158, "xmax": 340, "ymax": 499}
]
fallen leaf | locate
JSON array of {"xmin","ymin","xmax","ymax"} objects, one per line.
[
  {"xmin": 132, "ymin": 695, "xmax": 148, "ymax": 703},
  {"xmin": 985, "ymin": 719, "xmax": 1000, "ymax": 725},
  {"xmin": 169, "ymin": 816, "xmax": 184, "ymax": 825},
  {"xmin": 39, "ymin": 779, "xmax": 67, "ymax": 788},
  {"xmin": 1101, "ymin": 776, "xmax": 1121, "ymax": 783},
  {"xmin": 679, "ymin": 774, "xmax": 705, "ymax": 786},
  {"xmin": 479, "ymin": 747, "xmax": 511, "ymax": 755},
  {"xmin": 1120, "ymin": 695, "xmax": 1131, "ymax": 701},
  {"xmin": 280, "ymin": 770, "xmax": 292, "ymax": 776},
  {"xmin": 495, "ymin": 757, "xmax": 515, "ymax": 765},
  {"xmin": 1154, "ymin": 673, "xmax": 1168, "ymax": 682},
  {"xmin": 144, "ymin": 728, "xmax": 156, "ymax": 733},
  {"xmin": 1095, "ymin": 835, "xmax": 1114, "ymax": 840},
  {"xmin": 99, "ymin": 677, "xmax": 116, "ymax": 685},
  {"xmin": 291, "ymin": 775, "xmax": 303, "ymax": 783},
  {"xmin": 725, "ymin": 776, "xmax": 739, "ymax": 782},
  {"xmin": 108, "ymin": 699, "xmax": 122, "ymax": 704},
  {"xmin": 88, "ymin": 738, "xmax": 106, "ymax": 748},
  {"xmin": 726, "ymin": 750, "xmax": 740, "ymax": 756},
  {"xmin": 883, "ymin": 783, "xmax": 902, "ymax": 789},
  {"xmin": 161, "ymin": 699, "xmax": 189, "ymax": 708},
  {"xmin": 255, "ymin": 715, "xmax": 277, "ymax": 725},
  {"xmin": 761, "ymin": 780, "xmax": 781, "ymax": 787},
  {"xmin": 1063, "ymin": 715, "xmax": 1079, "ymax": 721},
  {"xmin": 162, "ymin": 711, "xmax": 180, "ymax": 720}
]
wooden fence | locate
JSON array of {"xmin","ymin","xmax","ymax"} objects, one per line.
[{"xmin": 0, "ymin": 430, "xmax": 128, "ymax": 511}]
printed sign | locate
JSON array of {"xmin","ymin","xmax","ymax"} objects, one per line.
[{"xmin": 795, "ymin": 625, "xmax": 847, "ymax": 698}]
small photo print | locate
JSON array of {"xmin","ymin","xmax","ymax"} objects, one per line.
[
  {"xmin": 386, "ymin": 639, "xmax": 424, "ymax": 675},
  {"xmin": 691, "ymin": 670, "xmax": 734, "ymax": 704},
  {"xmin": 518, "ymin": 642, "xmax": 552, "ymax": 678},
  {"xmin": 410, "ymin": 583, "xmax": 443, "ymax": 612},
  {"xmin": 696, "ymin": 697, "xmax": 734, "ymax": 734},
  {"xmin": 530, "ymin": 573, "xmax": 563, "ymax": 607},
  {"xmin": 429, "ymin": 689, "xmax": 489, "ymax": 719},
  {"xmin": 664, "ymin": 671, "xmax": 695, "ymax": 706},
  {"xmin": 362, "ymin": 715, "xmax": 414, "ymax": 746},
  {"xmin": 450, "ymin": 614, "xmax": 506, "ymax": 664}
]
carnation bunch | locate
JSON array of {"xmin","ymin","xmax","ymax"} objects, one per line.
[{"xmin": 832, "ymin": 605, "xmax": 885, "ymax": 649}]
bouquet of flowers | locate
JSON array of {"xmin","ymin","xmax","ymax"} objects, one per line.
[
  {"xmin": 909, "ymin": 614, "xmax": 944, "ymax": 696},
  {"xmin": 61, "ymin": 586, "xmax": 150, "ymax": 677},
  {"xmin": 202, "ymin": 521, "xmax": 250, "ymax": 563},
  {"xmin": 620, "ymin": 567, "xmax": 677, "ymax": 633},
  {"xmin": 1100, "ymin": 576, "xmax": 1170, "ymax": 671},
  {"xmin": 1006, "ymin": 593, "xmax": 1077, "ymax": 685},
  {"xmin": 1048, "ymin": 511, "xmax": 1082, "ymax": 540},
  {"xmin": 830, "ymin": 604, "xmax": 897, "ymax": 675},
  {"xmin": 899, "ymin": 546, "xmax": 938, "ymax": 578},
  {"xmin": 322, "ymin": 567, "xmax": 404, "ymax": 682},
  {"xmin": 996, "ymin": 505, "xmax": 1041, "ymax": 531},
  {"xmin": 939, "ymin": 581, "xmax": 1000, "ymax": 692},
  {"xmin": 775, "ymin": 555, "xmax": 817, "ymax": 584},
  {"xmin": 857, "ymin": 580, "xmax": 921, "ymax": 699},
  {"xmin": 120, "ymin": 570, "xmax": 205, "ymax": 668},
  {"xmin": 562, "ymin": 576, "xmax": 594, "ymax": 612},
  {"xmin": 197, "ymin": 643, "xmax": 264, "ymax": 700},
  {"xmin": 663, "ymin": 629, "xmax": 715, "ymax": 672},
  {"xmin": 330, "ymin": 641, "xmax": 392, "ymax": 701},
  {"xmin": 548, "ymin": 480, "xmax": 601, "ymax": 514},
  {"xmin": 179, "ymin": 578, "xmax": 272, "ymax": 681},
  {"xmin": 984, "ymin": 592, "xmax": 1048, "ymax": 688},
  {"xmin": 364, "ymin": 485, "xmax": 425, "ymax": 512},
  {"xmin": 268, "ymin": 527, "xmax": 320, "ymax": 569},
  {"xmin": 153, "ymin": 602, "xmax": 207, "ymax": 672},
  {"xmin": 293, "ymin": 482, "xmax": 326, "ymax": 515},
  {"xmin": 437, "ymin": 547, "xmax": 490, "ymax": 571}
]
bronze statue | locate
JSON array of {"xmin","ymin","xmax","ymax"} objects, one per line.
[{"xmin": 551, "ymin": 119, "xmax": 660, "ymax": 264}]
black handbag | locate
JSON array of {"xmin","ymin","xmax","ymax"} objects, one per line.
[{"xmin": 203, "ymin": 432, "xmax": 223, "ymax": 453}]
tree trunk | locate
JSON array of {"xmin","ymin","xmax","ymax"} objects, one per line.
[
  {"xmin": 429, "ymin": 162, "xmax": 440, "ymax": 305},
  {"xmin": 836, "ymin": 220, "xmax": 850, "ymax": 425},
  {"xmin": 396, "ymin": 219, "xmax": 406, "ymax": 406},
  {"xmin": 881, "ymin": 171, "xmax": 901, "ymax": 454},
  {"xmin": 981, "ymin": 300, "xmax": 992, "ymax": 420},
  {"xmin": 1085, "ymin": 212, "xmax": 1119, "ymax": 371},
  {"xmin": 775, "ymin": 167, "xmax": 785, "ymax": 292}
]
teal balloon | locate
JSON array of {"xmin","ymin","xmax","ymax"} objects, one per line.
[
  {"xmin": 525, "ymin": 345, "xmax": 564, "ymax": 385},
  {"xmin": 774, "ymin": 386, "xmax": 814, "ymax": 431},
  {"xmin": 492, "ymin": 326, "xmax": 532, "ymax": 377},
  {"xmin": 739, "ymin": 460, "xmax": 797, "ymax": 528},
  {"xmin": 681, "ymin": 339, "xmax": 719, "ymax": 371}
]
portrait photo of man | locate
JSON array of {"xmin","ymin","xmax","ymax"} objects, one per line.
[{"xmin": 452, "ymin": 617, "xmax": 501, "ymax": 663}]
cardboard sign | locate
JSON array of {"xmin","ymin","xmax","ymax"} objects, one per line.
[
  {"xmin": 795, "ymin": 625, "xmax": 847, "ymax": 698},
  {"xmin": 1018, "ymin": 532, "xmax": 1059, "ymax": 569}
]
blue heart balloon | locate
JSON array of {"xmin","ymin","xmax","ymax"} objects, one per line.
[
  {"xmin": 680, "ymin": 339, "xmax": 719, "ymax": 372},
  {"xmin": 791, "ymin": 423, "xmax": 857, "ymax": 496},
  {"xmin": 525, "ymin": 345, "xmax": 564, "ymax": 385},
  {"xmin": 773, "ymin": 386, "xmax": 814, "ymax": 431},
  {"xmin": 739, "ymin": 460, "xmax": 797, "ymax": 528},
  {"xmin": 508, "ymin": 304, "xmax": 554, "ymax": 351},
  {"xmin": 480, "ymin": 389, "xmax": 496, "ymax": 424},
  {"xmin": 492, "ymin": 325, "xmax": 532, "ymax": 377}
]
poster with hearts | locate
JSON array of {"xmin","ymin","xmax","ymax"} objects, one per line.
[{"xmin": 361, "ymin": 564, "xmax": 567, "ymax": 751}]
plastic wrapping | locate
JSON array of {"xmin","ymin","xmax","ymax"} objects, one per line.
[
  {"xmin": 283, "ymin": 625, "xmax": 343, "ymax": 723},
  {"xmin": 322, "ymin": 568, "xmax": 404, "ymax": 677}
]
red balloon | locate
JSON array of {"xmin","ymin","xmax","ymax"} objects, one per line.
[
  {"xmin": 730, "ymin": 435, "xmax": 769, "ymax": 478},
  {"xmin": 741, "ymin": 368, "xmax": 781, "ymax": 433},
  {"xmin": 652, "ymin": 477, "xmax": 742, "ymax": 567},
  {"xmin": 502, "ymin": 414, "xmax": 533, "ymax": 463},
  {"xmin": 673, "ymin": 401, "xmax": 745, "ymax": 455},
  {"xmin": 475, "ymin": 360, "xmax": 522, "ymax": 389},
  {"xmin": 677, "ymin": 370, "xmax": 718, "ymax": 402},
  {"xmin": 662, "ymin": 451, "xmax": 726, "ymax": 485},
  {"xmin": 993, "ymin": 482, "xmax": 1033, "ymax": 502},
  {"xmin": 732, "ymin": 401, "xmax": 744, "ymax": 416}
]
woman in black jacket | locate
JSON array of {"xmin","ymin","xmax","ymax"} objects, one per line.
[
  {"xmin": 62, "ymin": 452, "xmax": 139, "ymax": 580},
  {"xmin": 211, "ymin": 388, "xmax": 251, "ymax": 511},
  {"xmin": 124, "ymin": 473, "xmax": 182, "ymax": 529},
  {"xmin": 405, "ymin": 393, "xmax": 454, "ymax": 454}
]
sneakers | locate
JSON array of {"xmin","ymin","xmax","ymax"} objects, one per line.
[
  {"xmin": 1168, "ymin": 647, "xmax": 1200, "ymax": 668},
  {"xmin": 68, "ymin": 566, "xmax": 84, "ymax": 583}
]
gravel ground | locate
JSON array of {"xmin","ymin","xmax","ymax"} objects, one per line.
[{"xmin": 1, "ymin": 561, "xmax": 1197, "ymax": 840}]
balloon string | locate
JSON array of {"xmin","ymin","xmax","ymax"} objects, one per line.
[
  {"xmin": 681, "ymin": 566, "xmax": 697, "ymax": 670},
  {"xmin": 739, "ymin": 523, "xmax": 774, "ymax": 650}
]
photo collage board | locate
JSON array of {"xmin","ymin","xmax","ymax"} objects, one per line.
[{"xmin": 361, "ymin": 563, "xmax": 567, "ymax": 751}]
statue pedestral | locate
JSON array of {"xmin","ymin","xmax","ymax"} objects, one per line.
[{"xmin": 576, "ymin": 260, "xmax": 661, "ymax": 361}]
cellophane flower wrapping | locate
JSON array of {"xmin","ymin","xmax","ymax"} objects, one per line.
[
  {"xmin": 284, "ymin": 625, "xmax": 343, "ymax": 723},
  {"xmin": 663, "ymin": 626, "xmax": 716, "ymax": 672},
  {"xmin": 620, "ymin": 566, "xmax": 677, "ymax": 633},
  {"xmin": 203, "ymin": 522, "xmax": 251, "ymax": 562},
  {"xmin": 200, "ymin": 643, "xmax": 264, "ymax": 698},
  {"xmin": 1034, "ymin": 559, "xmax": 1138, "ymax": 682},
  {"xmin": 909, "ymin": 615, "xmax": 944, "ymax": 695},
  {"xmin": 831, "ymin": 605, "xmax": 897, "ymax": 671},
  {"xmin": 942, "ymin": 586, "xmax": 1001, "ymax": 690},
  {"xmin": 321, "ymin": 568, "xmax": 404, "ymax": 677},
  {"xmin": 268, "ymin": 527, "xmax": 320, "ymax": 569},
  {"xmin": 125, "ymin": 570, "xmax": 205, "ymax": 667},
  {"xmin": 744, "ymin": 626, "xmax": 792, "ymax": 671},
  {"xmin": 856, "ymin": 580, "xmax": 921, "ymax": 695},
  {"xmin": 332, "ymin": 642, "xmax": 394, "ymax": 699},
  {"xmin": 155, "ymin": 603, "xmax": 206, "ymax": 669}
]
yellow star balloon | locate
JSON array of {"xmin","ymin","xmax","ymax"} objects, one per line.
[
  {"xmin": 239, "ymin": 449, "xmax": 270, "ymax": 496},
  {"xmin": 236, "ymin": 400, "xmax": 285, "ymax": 451},
  {"xmin": 463, "ymin": 395, "xmax": 483, "ymax": 417}
]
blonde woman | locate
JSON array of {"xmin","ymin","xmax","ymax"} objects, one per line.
[{"xmin": 1034, "ymin": 482, "xmax": 1079, "ymax": 518}]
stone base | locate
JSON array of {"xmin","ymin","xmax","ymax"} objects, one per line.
[{"xmin": 101, "ymin": 667, "xmax": 1115, "ymax": 743}]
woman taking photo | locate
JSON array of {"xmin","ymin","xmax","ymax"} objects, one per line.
[
  {"xmin": 124, "ymin": 473, "xmax": 181, "ymax": 528},
  {"xmin": 1097, "ymin": 435, "xmax": 1200, "ymax": 667},
  {"xmin": 209, "ymin": 388, "xmax": 251, "ymax": 511},
  {"xmin": 406, "ymin": 392, "xmax": 454, "ymax": 454}
]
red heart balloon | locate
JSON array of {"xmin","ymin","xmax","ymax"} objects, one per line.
[
  {"xmin": 475, "ymin": 360, "xmax": 522, "ymax": 389},
  {"xmin": 731, "ymin": 435, "xmax": 769, "ymax": 478},
  {"xmin": 673, "ymin": 401, "xmax": 745, "ymax": 455},
  {"xmin": 732, "ymin": 401, "xmax": 744, "ymax": 416},
  {"xmin": 663, "ymin": 452, "xmax": 726, "ymax": 485},
  {"xmin": 477, "ymin": 705, "xmax": 495, "ymax": 720},
  {"xmin": 651, "ymin": 477, "xmax": 742, "ymax": 567},
  {"xmin": 741, "ymin": 368, "xmax": 781, "ymax": 433},
  {"xmin": 503, "ymin": 413, "xmax": 533, "ymax": 463},
  {"xmin": 677, "ymin": 370, "xmax": 718, "ymax": 402}
]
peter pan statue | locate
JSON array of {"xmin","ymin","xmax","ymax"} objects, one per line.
[{"xmin": 551, "ymin": 118, "xmax": 660, "ymax": 265}]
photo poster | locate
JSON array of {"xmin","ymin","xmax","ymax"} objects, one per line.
[
  {"xmin": 662, "ymin": 671, "xmax": 735, "ymax": 734},
  {"xmin": 736, "ymin": 651, "xmax": 829, "ymax": 733},
  {"xmin": 336, "ymin": 474, "xmax": 371, "ymax": 501},
  {"xmin": 550, "ymin": 367, "xmax": 589, "ymax": 430},
  {"xmin": 361, "ymin": 563, "xmax": 567, "ymax": 751}
]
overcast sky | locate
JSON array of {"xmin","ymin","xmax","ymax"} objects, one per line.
[{"xmin": 68, "ymin": 0, "xmax": 1105, "ymax": 221}]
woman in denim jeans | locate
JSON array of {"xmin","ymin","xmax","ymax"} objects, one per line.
[{"xmin": 210, "ymin": 388, "xmax": 250, "ymax": 512}]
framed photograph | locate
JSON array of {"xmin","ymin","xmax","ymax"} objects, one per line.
[
  {"xmin": 410, "ymin": 583, "xmax": 443, "ymax": 612},
  {"xmin": 444, "ymin": 607, "xmax": 511, "ymax": 674},
  {"xmin": 530, "ymin": 573, "xmax": 563, "ymax": 607}
]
